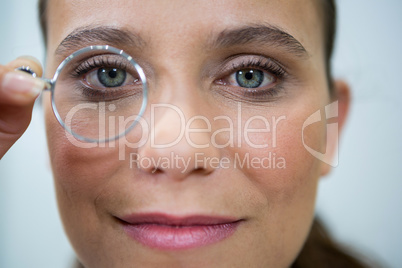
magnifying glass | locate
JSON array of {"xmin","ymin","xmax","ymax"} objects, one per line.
[{"xmin": 17, "ymin": 45, "xmax": 148, "ymax": 143}]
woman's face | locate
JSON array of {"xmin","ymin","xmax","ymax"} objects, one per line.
[{"xmin": 43, "ymin": 0, "xmax": 340, "ymax": 267}]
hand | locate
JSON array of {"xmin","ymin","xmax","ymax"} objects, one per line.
[{"xmin": 0, "ymin": 56, "xmax": 46, "ymax": 159}]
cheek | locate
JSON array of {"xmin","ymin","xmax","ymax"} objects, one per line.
[
  {"xmin": 228, "ymin": 106, "xmax": 326, "ymax": 264},
  {"xmin": 232, "ymin": 111, "xmax": 324, "ymax": 226},
  {"xmin": 43, "ymin": 91, "xmax": 124, "ymax": 214},
  {"xmin": 44, "ymin": 92, "xmax": 133, "ymax": 263},
  {"xmin": 232, "ymin": 105, "xmax": 326, "ymax": 201}
]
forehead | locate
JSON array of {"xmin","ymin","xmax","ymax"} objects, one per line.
[{"xmin": 46, "ymin": 0, "xmax": 323, "ymax": 57}]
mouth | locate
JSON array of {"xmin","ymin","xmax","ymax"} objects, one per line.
[{"xmin": 117, "ymin": 213, "xmax": 243, "ymax": 250}]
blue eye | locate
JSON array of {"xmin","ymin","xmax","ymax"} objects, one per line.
[
  {"xmin": 85, "ymin": 67, "xmax": 129, "ymax": 88},
  {"xmin": 236, "ymin": 69, "xmax": 263, "ymax": 88},
  {"xmin": 228, "ymin": 68, "xmax": 275, "ymax": 89},
  {"xmin": 97, "ymin": 68, "xmax": 127, "ymax": 87}
]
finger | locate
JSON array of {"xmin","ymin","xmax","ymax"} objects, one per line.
[
  {"xmin": 0, "ymin": 57, "xmax": 46, "ymax": 159},
  {"xmin": 7, "ymin": 55, "xmax": 43, "ymax": 77},
  {"xmin": 0, "ymin": 64, "xmax": 46, "ymax": 106}
]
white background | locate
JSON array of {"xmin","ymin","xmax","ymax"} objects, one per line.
[{"xmin": 0, "ymin": 0, "xmax": 401, "ymax": 267}]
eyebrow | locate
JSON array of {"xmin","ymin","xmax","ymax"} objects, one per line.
[
  {"xmin": 55, "ymin": 26, "xmax": 146, "ymax": 56},
  {"xmin": 210, "ymin": 24, "xmax": 309, "ymax": 58},
  {"xmin": 55, "ymin": 24, "xmax": 308, "ymax": 59}
]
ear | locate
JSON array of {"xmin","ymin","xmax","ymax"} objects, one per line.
[{"xmin": 320, "ymin": 80, "xmax": 351, "ymax": 176}]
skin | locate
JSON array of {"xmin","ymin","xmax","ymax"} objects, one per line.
[{"xmin": 0, "ymin": 0, "xmax": 350, "ymax": 267}]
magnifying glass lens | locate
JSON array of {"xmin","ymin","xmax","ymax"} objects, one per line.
[{"xmin": 52, "ymin": 46, "xmax": 147, "ymax": 142}]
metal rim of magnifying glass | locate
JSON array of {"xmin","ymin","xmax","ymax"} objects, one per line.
[{"xmin": 47, "ymin": 45, "xmax": 148, "ymax": 143}]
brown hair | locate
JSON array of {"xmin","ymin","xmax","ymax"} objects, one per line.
[
  {"xmin": 38, "ymin": 1, "xmax": 372, "ymax": 267},
  {"xmin": 320, "ymin": 0, "xmax": 337, "ymax": 93},
  {"xmin": 292, "ymin": 217, "xmax": 372, "ymax": 267}
]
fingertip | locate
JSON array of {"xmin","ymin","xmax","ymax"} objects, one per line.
[
  {"xmin": 7, "ymin": 56, "xmax": 44, "ymax": 77},
  {"xmin": 16, "ymin": 55, "xmax": 42, "ymax": 67},
  {"xmin": 1, "ymin": 71, "xmax": 45, "ymax": 105}
]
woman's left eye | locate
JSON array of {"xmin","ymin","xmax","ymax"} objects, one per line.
[
  {"xmin": 227, "ymin": 69, "xmax": 275, "ymax": 89},
  {"xmin": 84, "ymin": 67, "xmax": 136, "ymax": 88}
]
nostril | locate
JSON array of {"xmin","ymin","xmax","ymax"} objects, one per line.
[
  {"xmin": 151, "ymin": 168, "xmax": 163, "ymax": 175},
  {"xmin": 194, "ymin": 167, "xmax": 205, "ymax": 173},
  {"xmin": 193, "ymin": 166, "xmax": 214, "ymax": 175}
]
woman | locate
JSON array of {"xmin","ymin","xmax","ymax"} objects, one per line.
[{"xmin": 0, "ymin": 0, "xmax": 371, "ymax": 267}]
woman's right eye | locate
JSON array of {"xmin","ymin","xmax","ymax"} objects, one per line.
[{"xmin": 84, "ymin": 67, "xmax": 138, "ymax": 88}]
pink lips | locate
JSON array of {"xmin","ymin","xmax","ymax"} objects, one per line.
[{"xmin": 119, "ymin": 213, "xmax": 241, "ymax": 250}]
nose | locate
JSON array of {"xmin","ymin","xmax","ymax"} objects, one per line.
[{"xmin": 137, "ymin": 98, "xmax": 220, "ymax": 180}]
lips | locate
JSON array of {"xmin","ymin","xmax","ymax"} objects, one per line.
[{"xmin": 118, "ymin": 213, "xmax": 241, "ymax": 250}]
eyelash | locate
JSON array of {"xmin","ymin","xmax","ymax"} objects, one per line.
[
  {"xmin": 70, "ymin": 55, "xmax": 287, "ymax": 102},
  {"xmin": 70, "ymin": 56, "xmax": 136, "ymax": 100},
  {"xmin": 217, "ymin": 57, "xmax": 287, "ymax": 101},
  {"xmin": 230, "ymin": 58, "xmax": 286, "ymax": 79},
  {"xmin": 72, "ymin": 56, "xmax": 129, "ymax": 78}
]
